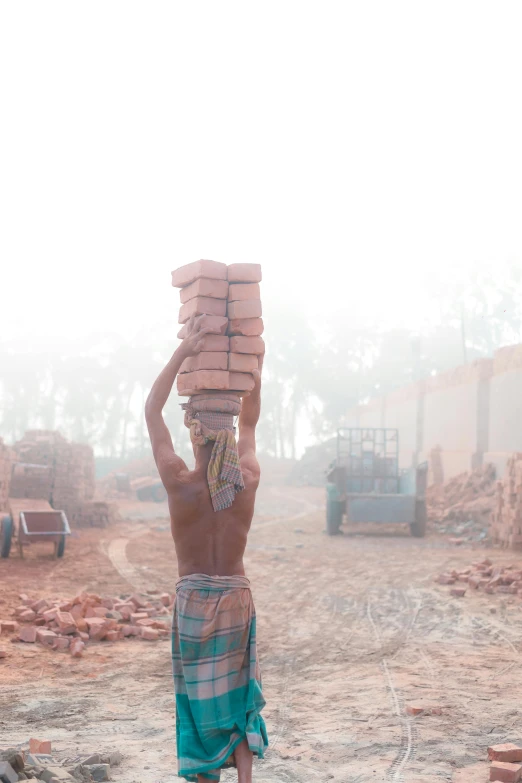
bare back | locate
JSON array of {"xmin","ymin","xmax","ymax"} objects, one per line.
[{"xmin": 161, "ymin": 445, "xmax": 259, "ymax": 577}]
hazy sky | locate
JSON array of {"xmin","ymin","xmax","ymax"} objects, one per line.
[{"xmin": 1, "ymin": 1, "xmax": 521, "ymax": 344}]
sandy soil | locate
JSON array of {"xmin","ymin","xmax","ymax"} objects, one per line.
[{"xmin": 2, "ymin": 484, "xmax": 522, "ymax": 782}]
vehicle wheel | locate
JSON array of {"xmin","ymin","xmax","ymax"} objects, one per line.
[
  {"xmin": 152, "ymin": 484, "xmax": 167, "ymax": 503},
  {"xmin": 1, "ymin": 515, "xmax": 13, "ymax": 558},
  {"xmin": 326, "ymin": 498, "xmax": 344, "ymax": 536},
  {"xmin": 410, "ymin": 500, "xmax": 427, "ymax": 538},
  {"xmin": 56, "ymin": 535, "xmax": 66, "ymax": 558}
]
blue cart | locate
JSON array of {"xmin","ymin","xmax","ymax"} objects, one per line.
[{"xmin": 326, "ymin": 428, "xmax": 427, "ymax": 537}]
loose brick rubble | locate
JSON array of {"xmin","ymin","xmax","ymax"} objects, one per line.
[
  {"xmin": 0, "ymin": 742, "xmax": 123, "ymax": 782},
  {"xmin": 1, "ymin": 590, "xmax": 173, "ymax": 658},
  {"xmin": 435, "ymin": 558, "xmax": 522, "ymax": 600}
]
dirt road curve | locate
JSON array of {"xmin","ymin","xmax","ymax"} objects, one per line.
[{"xmin": 2, "ymin": 485, "xmax": 522, "ymax": 782}]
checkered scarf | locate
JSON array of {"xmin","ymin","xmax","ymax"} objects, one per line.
[{"xmin": 182, "ymin": 401, "xmax": 245, "ymax": 512}]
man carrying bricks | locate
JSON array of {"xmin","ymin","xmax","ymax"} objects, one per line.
[{"xmin": 145, "ymin": 315, "xmax": 268, "ymax": 783}]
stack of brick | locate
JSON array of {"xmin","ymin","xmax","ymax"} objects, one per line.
[
  {"xmin": 488, "ymin": 743, "xmax": 522, "ymax": 781},
  {"xmin": 51, "ymin": 441, "xmax": 95, "ymax": 512},
  {"xmin": 171, "ymin": 260, "xmax": 264, "ymax": 396},
  {"xmin": 0, "ymin": 439, "xmax": 14, "ymax": 512},
  {"xmin": 491, "ymin": 454, "xmax": 522, "ymax": 550},
  {"xmin": 9, "ymin": 462, "xmax": 53, "ymax": 500}
]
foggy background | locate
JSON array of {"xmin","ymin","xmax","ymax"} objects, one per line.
[{"xmin": 1, "ymin": 1, "xmax": 521, "ymax": 462}]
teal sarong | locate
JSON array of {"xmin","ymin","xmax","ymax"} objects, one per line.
[{"xmin": 172, "ymin": 573, "xmax": 268, "ymax": 781}]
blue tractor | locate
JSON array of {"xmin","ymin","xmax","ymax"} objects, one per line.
[{"xmin": 326, "ymin": 428, "xmax": 427, "ymax": 537}]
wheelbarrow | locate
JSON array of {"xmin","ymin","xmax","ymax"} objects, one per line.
[{"xmin": 1, "ymin": 498, "xmax": 71, "ymax": 559}]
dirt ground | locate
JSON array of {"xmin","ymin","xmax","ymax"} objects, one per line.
[{"xmin": 2, "ymin": 483, "xmax": 522, "ymax": 783}]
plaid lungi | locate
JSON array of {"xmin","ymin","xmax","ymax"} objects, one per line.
[{"xmin": 172, "ymin": 574, "xmax": 268, "ymax": 781}]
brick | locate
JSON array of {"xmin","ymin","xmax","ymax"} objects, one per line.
[
  {"xmin": 227, "ymin": 263, "xmax": 262, "ymax": 283},
  {"xmin": 19, "ymin": 593, "xmax": 31, "ymax": 604},
  {"xmin": 181, "ymin": 352, "xmax": 228, "ymax": 373},
  {"xmin": 172, "ymin": 259, "xmax": 227, "ymax": 288},
  {"xmin": 130, "ymin": 612, "xmax": 149, "ymax": 624},
  {"xmin": 228, "ymin": 283, "xmax": 260, "ymax": 301},
  {"xmin": 489, "ymin": 745, "xmax": 522, "ymax": 763},
  {"xmin": 405, "ymin": 703, "xmax": 443, "ymax": 716},
  {"xmin": 195, "ymin": 334, "xmax": 230, "ymax": 352},
  {"xmin": 0, "ymin": 621, "xmax": 18, "ymax": 633},
  {"xmin": 19, "ymin": 609, "xmax": 36, "ymax": 622},
  {"xmin": 228, "ymin": 318, "xmax": 264, "ymax": 337},
  {"xmin": 229, "ymin": 372, "xmax": 256, "ymax": 392},
  {"xmin": 85, "ymin": 618, "xmax": 109, "ymax": 640},
  {"xmin": 450, "ymin": 587, "xmax": 467, "ymax": 598},
  {"xmin": 70, "ymin": 638, "xmax": 85, "ymax": 657},
  {"xmin": 229, "ymin": 335, "xmax": 265, "ymax": 355},
  {"xmin": 93, "ymin": 607, "xmax": 110, "ymax": 618},
  {"xmin": 130, "ymin": 594, "xmax": 149, "ymax": 608},
  {"xmin": 122, "ymin": 625, "xmax": 140, "ymax": 637},
  {"xmin": 30, "ymin": 598, "xmax": 49, "ymax": 613},
  {"xmin": 180, "ymin": 278, "xmax": 229, "ymax": 303},
  {"xmin": 490, "ymin": 761, "xmax": 522, "ymax": 782},
  {"xmin": 53, "ymin": 636, "xmax": 70, "ymax": 650},
  {"xmin": 177, "ymin": 371, "xmax": 230, "ymax": 395},
  {"xmin": 105, "ymin": 630, "xmax": 119, "ymax": 641},
  {"xmin": 56, "ymin": 611, "xmax": 77, "ymax": 634},
  {"xmin": 227, "ymin": 300, "xmax": 262, "ymax": 320},
  {"xmin": 160, "ymin": 593, "xmax": 171, "ymax": 607},
  {"xmin": 435, "ymin": 574, "xmax": 456, "ymax": 585},
  {"xmin": 29, "ymin": 739, "xmax": 52, "ymax": 755},
  {"xmin": 141, "ymin": 627, "xmax": 160, "ymax": 641},
  {"xmin": 36, "ymin": 628, "xmax": 57, "ymax": 647},
  {"xmin": 42, "ymin": 608, "xmax": 58, "ymax": 623},
  {"xmin": 228, "ymin": 353, "xmax": 258, "ymax": 373},
  {"xmin": 177, "ymin": 315, "xmax": 228, "ymax": 339},
  {"xmin": 179, "ymin": 296, "xmax": 227, "ymax": 324},
  {"xmin": 18, "ymin": 626, "xmax": 37, "ymax": 643}
]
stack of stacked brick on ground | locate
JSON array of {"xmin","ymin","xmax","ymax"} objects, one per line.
[
  {"xmin": 0, "ymin": 589, "xmax": 175, "ymax": 659},
  {"xmin": 10, "ymin": 431, "xmax": 117, "ymax": 528},
  {"xmin": 171, "ymin": 259, "xmax": 264, "ymax": 396},
  {"xmin": 491, "ymin": 454, "xmax": 522, "ymax": 550}
]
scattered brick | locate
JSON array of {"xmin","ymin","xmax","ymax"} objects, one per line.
[
  {"xmin": 29, "ymin": 738, "xmax": 52, "ymax": 755},
  {"xmin": 130, "ymin": 612, "xmax": 149, "ymax": 625},
  {"xmin": 141, "ymin": 627, "xmax": 160, "ymax": 641},
  {"xmin": 489, "ymin": 761, "xmax": 522, "ymax": 782},
  {"xmin": 180, "ymin": 277, "xmax": 229, "ymax": 303},
  {"xmin": 53, "ymin": 636, "xmax": 70, "ymax": 651},
  {"xmin": 227, "ymin": 300, "xmax": 262, "ymax": 320},
  {"xmin": 36, "ymin": 629, "xmax": 57, "ymax": 647},
  {"xmin": 70, "ymin": 638, "xmax": 85, "ymax": 658},
  {"xmin": 450, "ymin": 587, "xmax": 467, "ymax": 598},
  {"xmin": 56, "ymin": 611, "xmax": 77, "ymax": 634},
  {"xmin": 489, "ymin": 745, "xmax": 522, "ymax": 763},
  {"xmin": 85, "ymin": 618, "xmax": 109, "ymax": 641},
  {"xmin": 18, "ymin": 626, "xmax": 37, "ymax": 643},
  {"xmin": 179, "ymin": 296, "xmax": 227, "ymax": 324},
  {"xmin": 0, "ymin": 621, "xmax": 18, "ymax": 633},
  {"xmin": 19, "ymin": 609, "xmax": 36, "ymax": 622},
  {"xmin": 227, "ymin": 263, "xmax": 262, "ymax": 283},
  {"xmin": 405, "ymin": 703, "xmax": 443, "ymax": 716},
  {"xmin": 171, "ymin": 259, "xmax": 227, "ymax": 288}
]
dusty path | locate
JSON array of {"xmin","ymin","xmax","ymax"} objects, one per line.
[{"xmin": 1, "ymin": 485, "xmax": 522, "ymax": 782}]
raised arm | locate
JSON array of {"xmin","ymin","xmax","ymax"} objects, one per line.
[
  {"xmin": 145, "ymin": 316, "xmax": 217, "ymax": 485},
  {"xmin": 237, "ymin": 354, "xmax": 263, "ymax": 482}
]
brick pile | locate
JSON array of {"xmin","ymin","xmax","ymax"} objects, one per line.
[
  {"xmin": 1, "ymin": 589, "xmax": 174, "ymax": 657},
  {"xmin": 427, "ymin": 463, "xmax": 496, "ymax": 528},
  {"xmin": 172, "ymin": 260, "xmax": 264, "ymax": 396},
  {"xmin": 0, "ymin": 742, "xmax": 123, "ymax": 781},
  {"xmin": 0, "ymin": 439, "xmax": 14, "ymax": 512},
  {"xmin": 9, "ymin": 462, "xmax": 53, "ymax": 500},
  {"xmin": 435, "ymin": 557, "xmax": 522, "ymax": 599},
  {"xmin": 491, "ymin": 454, "xmax": 522, "ymax": 550}
]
